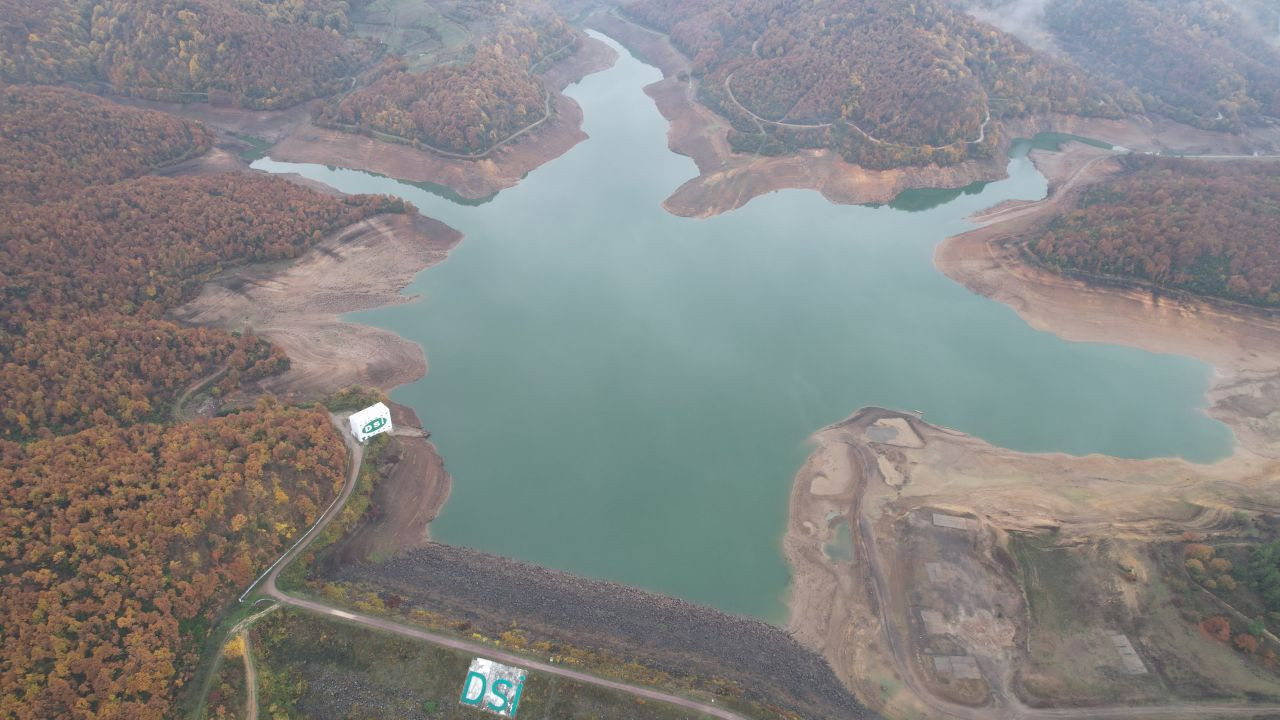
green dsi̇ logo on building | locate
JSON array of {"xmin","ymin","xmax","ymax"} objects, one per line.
[
  {"xmin": 459, "ymin": 658, "xmax": 526, "ymax": 717},
  {"xmin": 361, "ymin": 417, "xmax": 386, "ymax": 435}
]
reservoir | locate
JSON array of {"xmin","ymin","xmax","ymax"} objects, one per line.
[{"xmin": 254, "ymin": 32, "xmax": 1233, "ymax": 621}]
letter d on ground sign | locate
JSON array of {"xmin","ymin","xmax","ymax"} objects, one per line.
[{"xmin": 459, "ymin": 658, "xmax": 527, "ymax": 717}]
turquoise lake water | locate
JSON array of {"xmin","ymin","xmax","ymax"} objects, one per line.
[{"xmin": 254, "ymin": 32, "xmax": 1232, "ymax": 621}]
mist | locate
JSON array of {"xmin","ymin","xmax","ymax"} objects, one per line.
[{"xmin": 960, "ymin": 0, "xmax": 1062, "ymax": 55}]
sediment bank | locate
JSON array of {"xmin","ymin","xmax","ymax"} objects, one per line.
[{"xmin": 172, "ymin": 212, "xmax": 459, "ymax": 400}]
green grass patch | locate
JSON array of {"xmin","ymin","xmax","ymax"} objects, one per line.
[
  {"xmin": 253, "ymin": 609, "xmax": 718, "ymax": 719},
  {"xmin": 230, "ymin": 132, "xmax": 274, "ymax": 162}
]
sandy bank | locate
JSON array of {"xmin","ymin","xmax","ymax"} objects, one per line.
[
  {"xmin": 171, "ymin": 212, "xmax": 459, "ymax": 400},
  {"xmin": 937, "ymin": 145, "xmax": 1280, "ymax": 455},
  {"xmin": 587, "ymin": 10, "xmax": 1280, "ymax": 220},
  {"xmin": 268, "ymin": 37, "xmax": 617, "ymax": 199}
]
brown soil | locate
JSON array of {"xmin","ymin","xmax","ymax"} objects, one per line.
[
  {"xmin": 153, "ymin": 145, "xmax": 251, "ymax": 178},
  {"xmin": 785, "ymin": 142, "xmax": 1280, "ymax": 718},
  {"xmin": 335, "ymin": 403, "xmax": 452, "ymax": 564},
  {"xmin": 587, "ymin": 10, "xmax": 1280, "ymax": 220},
  {"xmin": 171, "ymin": 213, "xmax": 460, "ymax": 401},
  {"xmin": 268, "ymin": 37, "xmax": 617, "ymax": 199},
  {"xmin": 787, "ymin": 407, "xmax": 1280, "ymax": 719}
]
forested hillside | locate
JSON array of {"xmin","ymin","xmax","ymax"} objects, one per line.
[
  {"xmin": 1029, "ymin": 156, "xmax": 1280, "ymax": 306},
  {"xmin": 0, "ymin": 0, "xmax": 372, "ymax": 108},
  {"xmin": 0, "ymin": 173, "xmax": 405, "ymax": 439},
  {"xmin": 0, "ymin": 84, "xmax": 414, "ymax": 717},
  {"xmin": 0, "ymin": 401, "xmax": 346, "ymax": 720},
  {"xmin": 0, "ymin": 85, "xmax": 211, "ymax": 202},
  {"xmin": 960, "ymin": 0, "xmax": 1280, "ymax": 131},
  {"xmin": 623, "ymin": 0, "xmax": 1123, "ymax": 168},
  {"xmin": 316, "ymin": 0, "xmax": 579, "ymax": 155},
  {"xmin": 1044, "ymin": 0, "xmax": 1280, "ymax": 131}
]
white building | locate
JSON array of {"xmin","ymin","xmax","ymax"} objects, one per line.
[{"xmin": 349, "ymin": 402, "xmax": 393, "ymax": 443}]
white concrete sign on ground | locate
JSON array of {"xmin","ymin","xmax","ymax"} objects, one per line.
[
  {"xmin": 348, "ymin": 402, "xmax": 392, "ymax": 443},
  {"xmin": 459, "ymin": 657, "xmax": 527, "ymax": 716}
]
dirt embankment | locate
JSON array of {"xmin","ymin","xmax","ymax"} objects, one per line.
[
  {"xmin": 334, "ymin": 403, "xmax": 452, "ymax": 565},
  {"xmin": 268, "ymin": 37, "xmax": 617, "ymax": 199},
  {"xmin": 172, "ymin": 213, "xmax": 459, "ymax": 400},
  {"xmin": 587, "ymin": 10, "xmax": 1280, "ymax": 220},
  {"xmin": 331, "ymin": 542, "xmax": 874, "ymax": 720}
]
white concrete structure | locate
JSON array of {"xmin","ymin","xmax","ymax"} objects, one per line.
[{"xmin": 349, "ymin": 402, "xmax": 393, "ymax": 443}]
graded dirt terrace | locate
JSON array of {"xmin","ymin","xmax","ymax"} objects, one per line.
[{"xmin": 334, "ymin": 403, "xmax": 452, "ymax": 565}]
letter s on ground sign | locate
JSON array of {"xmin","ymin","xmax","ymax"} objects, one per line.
[{"xmin": 458, "ymin": 658, "xmax": 527, "ymax": 717}]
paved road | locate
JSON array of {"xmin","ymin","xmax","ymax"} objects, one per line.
[{"xmin": 247, "ymin": 416, "xmax": 747, "ymax": 720}]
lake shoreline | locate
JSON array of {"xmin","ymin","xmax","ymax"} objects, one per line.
[
  {"xmin": 780, "ymin": 142, "xmax": 1280, "ymax": 715},
  {"xmin": 585, "ymin": 9, "xmax": 1280, "ymax": 220},
  {"xmin": 172, "ymin": 212, "xmax": 460, "ymax": 401},
  {"xmin": 267, "ymin": 36, "xmax": 619, "ymax": 200}
]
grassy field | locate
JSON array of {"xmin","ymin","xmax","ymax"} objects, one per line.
[
  {"xmin": 1012, "ymin": 533, "xmax": 1280, "ymax": 705},
  {"xmin": 351, "ymin": 0, "xmax": 471, "ymax": 68},
  {"xmin": 252, "ymin": 609, "xmax": 717, "ymax": 719},
  {"xmin": 1013, "ymin": 533, "xmax": 1165, "ymax": 703}
]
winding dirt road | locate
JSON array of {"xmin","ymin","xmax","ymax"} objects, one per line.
[{"xmin": 243, "ymin": 415, "xmax": 747, "ymax": 720}]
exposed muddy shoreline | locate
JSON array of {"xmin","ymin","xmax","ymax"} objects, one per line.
[
  {"xmin": 782, "ymin": 142, "xmax": 1280, "ymax": 716},
  {"xmin": 173, "ymin": 213, "xmax": 459, "ymax": 401},
  {"xmin": 586, "ymin": 9, "xmax": 1280, "ymax": 220}
]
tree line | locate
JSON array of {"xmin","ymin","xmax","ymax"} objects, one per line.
[
  {"xmin": 1044, "ymin": 0, "xmax": 1280, "ymax": 132},
  {"xmin": 0, "ymin": 0, "xmax": 371, "ymax": 109},
  {"xmin": 0, "ymin": 84, "xmax": 212, "ymax": 203},
  {"xmin": 624, "ymin": 0, "xmax": 1122, "ymax": 168},
  {"xmin": 315, "ymin": 1, "xmax": 579, "ymax": 155},
  {"xmin": 1030, "ymin": 155, "xmax": 1280, "ymax": 307},
  {"xmin": 0, "ymin": 84, "xmax": 413, "ymax": 718}
]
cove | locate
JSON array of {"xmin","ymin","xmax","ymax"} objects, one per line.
[{"xmin": 253, "ymin": 32, "xmax": 1233, "ymax": 622}]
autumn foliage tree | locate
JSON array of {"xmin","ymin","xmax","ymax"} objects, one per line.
[
  {"xmin": 1044, "ymin": 0, "xmax": 1280, "ymax": 130},
  {"xmin": 317, "ymin": 1, "xmax": 578, "ymax": 155},
  {"xmin": 624, "ymin": 0, "xmax": 1122, "ymax": 168},
  {"xmin": 0, "ymin": 86, "xmax": 416, "ymax": 718},
  {"xmin": 1029, "ymin": 156, "xmax": 1280, "ymax": 307},
  {"xmin": 0, "ymin": 400, "xmax": 347, "ymax": 720},
  {"xmin": 0, "ymin": 84, "xmax": 211, "ymax": 202},
  {"xmin": 0, "ymin": 173, "xmax": 407, "ymax": 438},
  {"xmin": 0, "ymin": 0, "xmax": 372, "ymax": 108}
]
